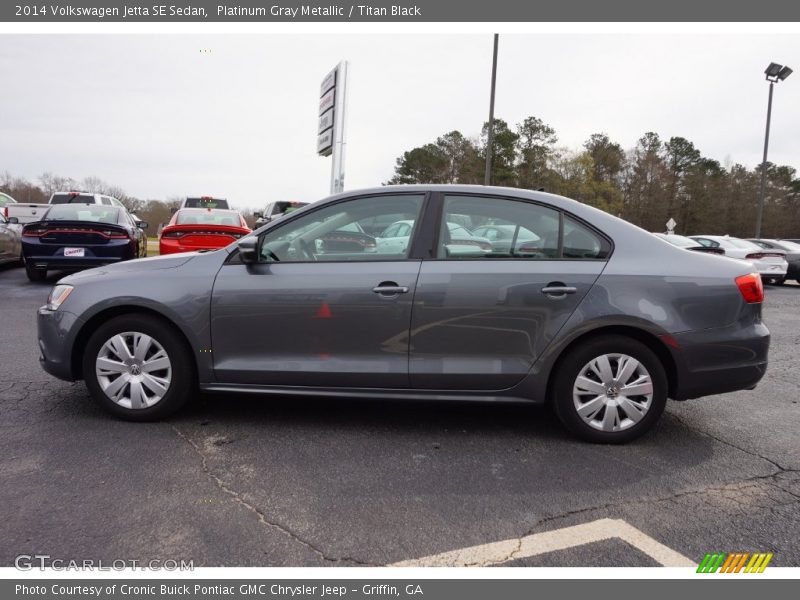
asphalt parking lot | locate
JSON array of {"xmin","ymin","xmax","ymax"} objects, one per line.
[{"xmin": 1, "ymin": 264, "xmax": 798, "ymax": 568}]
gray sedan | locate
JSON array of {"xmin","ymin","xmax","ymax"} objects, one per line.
[{"xmin": 37, "ymin": 185, "xmax": 770, "ymax": 443}]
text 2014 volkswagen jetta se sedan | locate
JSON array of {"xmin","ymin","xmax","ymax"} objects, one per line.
[{"xmin": 37, "ymin": 186, "xmax": 770, "ymax": 443}]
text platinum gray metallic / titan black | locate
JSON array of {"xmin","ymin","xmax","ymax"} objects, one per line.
[{"xmin": 36, "ymin": 185, "xmax": 770, "ymax": 443}]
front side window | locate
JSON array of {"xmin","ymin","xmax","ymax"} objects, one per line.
[{"xmin": 259, "ymin": 194, "xmax": 424, "ymax": 263}]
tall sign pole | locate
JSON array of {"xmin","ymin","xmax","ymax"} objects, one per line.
[
  {"xmin": 317, "ymin": 61, "xmax": 349, "ymax": 195},
  {"xmin": 484, "ymin": 34, "xmax": 499, "ymax": 186}
]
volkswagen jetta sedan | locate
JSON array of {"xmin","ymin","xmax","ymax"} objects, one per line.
[{"xmin": 37, "ymin": 186, "xmax": 770, "ymax": 443}]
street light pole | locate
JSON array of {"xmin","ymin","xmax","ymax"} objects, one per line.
[
  {"xmin": 484, "ymin": 34, "xmax": 499, "ymax": 186},
  {"xmin": 754, "ymin": 62, "xmax": 792, "ymax": 238},
  {"xmin": 754, "ymin": 82, "xmax": 774, "ymax": 239}
]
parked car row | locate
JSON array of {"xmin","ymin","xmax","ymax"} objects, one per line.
[{"xmin": 654, "ymin": 232, "xmax": 796, "ymax": 285}]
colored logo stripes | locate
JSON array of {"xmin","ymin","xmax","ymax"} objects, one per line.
[{"xmin": 697, "ymin": 552, "xmax": 773, "ymax": 573}]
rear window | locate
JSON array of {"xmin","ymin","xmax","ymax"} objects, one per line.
[
  {"xmin": 272, "ymin": 201, "xmax": 306, "ymax": 215},
  {"xmin": 177, "ymin": 210, "xmax": 241, "ymax": 226},
  {"xmin": 45, "ymin": 205, "xmax": 121, "ymax": 223},
  {"xmin": 184, "ymin": 197, "xmax": 230, "ymax": 209},
  {"xmin": 50, "ymin": 193, "xmax": 96, "ymax": 205}
]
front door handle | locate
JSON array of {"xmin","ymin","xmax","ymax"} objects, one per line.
[
  {"xmin": 373, "ymin": 282, "xmax": 409, "ymax": 296},
  {"xmin": 541, "ymin": 285, "xmax": 578, "ymax": 296}
]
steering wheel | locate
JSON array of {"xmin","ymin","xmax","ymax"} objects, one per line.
[{"xmin": 296, "ymin": 238, "xmax": 316, "ymax": 261}]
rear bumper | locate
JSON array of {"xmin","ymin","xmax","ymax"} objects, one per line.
[
  {"xmin": 670, "ymin": 320, "xmax": 770, "ymax": 400},
  {"xmin": 754, "ymin": 260, "xmax": 788, "ymax": 278},
  {"xmin": 26, "ymin": 256, "xmax": 124, "ymax": 269}
]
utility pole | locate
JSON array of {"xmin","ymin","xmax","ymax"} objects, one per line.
[{"xmin": 484, "ymin": 34, "xmax": 499, "ymax": 186}]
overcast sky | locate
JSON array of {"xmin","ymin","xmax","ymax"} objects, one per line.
[{"xmin": 1, "ymin": 34, "xmax": 798, "ymax": 209}]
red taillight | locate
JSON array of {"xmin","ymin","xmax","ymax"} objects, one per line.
[
  {"xmin": 22, "ymin": 228, "xmax": 45, "ymax": 237},
  {"xmin": 2, "ymin": 207, "xmax": 7, "ymax": 219},
  {"xmin": 736, "ymin": 273, "xmax": 764, "ymax": 304},
  {"xmin": 162, "ymin": 231, "xmax": 184, "ymax": 238},
  {"xmin": 746, "ymin": 252, "xmax": 784, "ymax": 259},
  {"xmin": 99, "ymin": 229, "xmax": 128, "ymax": 239}
]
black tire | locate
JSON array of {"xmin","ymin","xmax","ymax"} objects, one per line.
[
  {"xmin": 552, "ymin": 335, "xmax": 668, "ymax": 444},
  {"xmin": 25, "ymin": 262, "xmax": 46, "ymax": 282},
  {"xmin": 82, "ymin": 314, "xmax": 195, "ymax": 421}
]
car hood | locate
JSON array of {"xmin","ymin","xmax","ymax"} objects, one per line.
[{"xmin": 59, "ymin": 253, "xmax": 199, "ymax": 284}]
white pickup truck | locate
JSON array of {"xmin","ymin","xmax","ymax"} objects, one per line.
[{"xmin": 4, "ymin": 191, "xmax": 128, "ymax": 224}]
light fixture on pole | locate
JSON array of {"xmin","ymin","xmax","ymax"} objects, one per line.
[{"xmin": 754, "ymin": 62, "xmax": 792, "ymax": 238}]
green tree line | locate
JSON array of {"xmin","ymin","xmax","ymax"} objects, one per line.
[{"xmin": 386, "ymin": 117, "xmax": 800, "ymax": 238}]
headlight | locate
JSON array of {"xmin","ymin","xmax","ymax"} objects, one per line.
[{"xmin": 47, "ymin": 285, "xmax": 74, "ymax": 311}]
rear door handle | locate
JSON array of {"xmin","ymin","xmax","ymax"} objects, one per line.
[{"xmin": 541, "ymin": 285, "xmax": 578, "ymax": 296}]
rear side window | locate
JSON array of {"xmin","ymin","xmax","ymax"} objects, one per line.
[
  {"xmin": 50, "ymin": 194, "xmax": 95, "ymax": 204},
  {"xmin": 563, "ymin": 216, "xmax": 611, "ymax": 259},
  {"xmin": 439, "ymin": 195, "xmax": 610, "ymax": 260},
  {"xmin": 438, "ymin": 195, "xmax": 560, "ymax": 259}
]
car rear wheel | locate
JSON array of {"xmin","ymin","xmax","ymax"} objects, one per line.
[
  {"xmin": 552, "ymin": 335, "xmax": 667, "ymax": 443},
  {"xmin": 82, "ymin": 315, "xmax": 194, "ymax": 421},
  {"xmin": 25, "ymin": 262, "xmax": 46, "ymax": 282}
]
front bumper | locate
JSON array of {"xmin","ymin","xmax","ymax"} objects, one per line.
[
  {"xmin": 37, "ymin": 307, "xmax": 83, "ymax": 381},
  {"xmin": 670, "ymin": 320, "xmax": 770, "ymax": 400}
]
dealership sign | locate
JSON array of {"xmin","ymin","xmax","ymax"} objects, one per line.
[
  {"xmin": 317, "ymin": 66, "xmax": 337, "ymax": 157},
  {"xmin": 318, "ymin": 61, "xmax": 349, "ymax": 194}
]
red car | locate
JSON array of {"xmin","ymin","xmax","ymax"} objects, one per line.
[{"xmin": 160, "ymin": 208, "xmax": 251, "ymax": 255}]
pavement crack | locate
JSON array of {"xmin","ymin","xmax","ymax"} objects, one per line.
[
  {"xmin": 667, "ymin": 410, "xmax": 790, "ymax": 472},
  {"xmin": 509, "ymin": 467, "xmax": 800, "ymax": 547},
  {"xmin": 169, "ymin": 424, "xmax": 378, "ymax": 567}
]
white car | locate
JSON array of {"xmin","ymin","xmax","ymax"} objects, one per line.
[
  {"xmin": 690, "ymin": 234, "xmax": 788, "ymax": 284},
  {"xmin": 376, "ymin": 220, "xmax": 492, "ymax": 256}
]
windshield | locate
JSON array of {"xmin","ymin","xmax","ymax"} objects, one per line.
[
  {"xmin": 44, "ymin": 204, "xmax": 121, "ymax": 223},
  {"xmin": 724, "ymin": 238, "xmax": 762, "ymax": 251},
  {"xmin": 772, "ymin": 240, "xmax": 800, "ymax": 252},
  {"xmin": 177, "ymin": 209, "xmax": 242, "ymax": 226}
]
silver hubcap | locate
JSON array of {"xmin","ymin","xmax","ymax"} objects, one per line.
[
  {"xmin": 572, "ymin": 353, "xmax": 654, "ymax": 432},
  {"xmin": 95, "ymin": 332, "xmax": 172, "ymax": 410}
]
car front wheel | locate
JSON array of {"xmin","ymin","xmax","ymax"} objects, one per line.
[
  {"xmin": 552, "ymin": 335, "xmax": 668, "ymax": 443},
  {"xmin": 82, "ymin": 315, "xmax": 194, "ymax": 421}
]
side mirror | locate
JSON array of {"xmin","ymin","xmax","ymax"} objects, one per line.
[
  {"xmin": 7, "ymin": 216, "xmax": 19, "ymax": 224},
  {"xmin": 237, "ymin": 236, "xmax": 259, "ymax": 264},
  {"xmin": 137, "ymin": 221, "xmax": 149, "ymax": 229},
  {"xmin": 253, "ymin": 212, "xmax": 263, "ymax": 219}
]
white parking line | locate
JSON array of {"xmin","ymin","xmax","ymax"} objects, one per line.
[{"xmin": 391, "ymin": 518, "xmax": 696, "ymax": 567}]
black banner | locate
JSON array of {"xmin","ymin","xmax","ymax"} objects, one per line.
[
  {"xmin": 4, "ymin": 579, "xmax": 799, "ymax": 600},
  {"xmin": 4, "ymin": 0, "xmax": 800, "ymax": 22}
]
